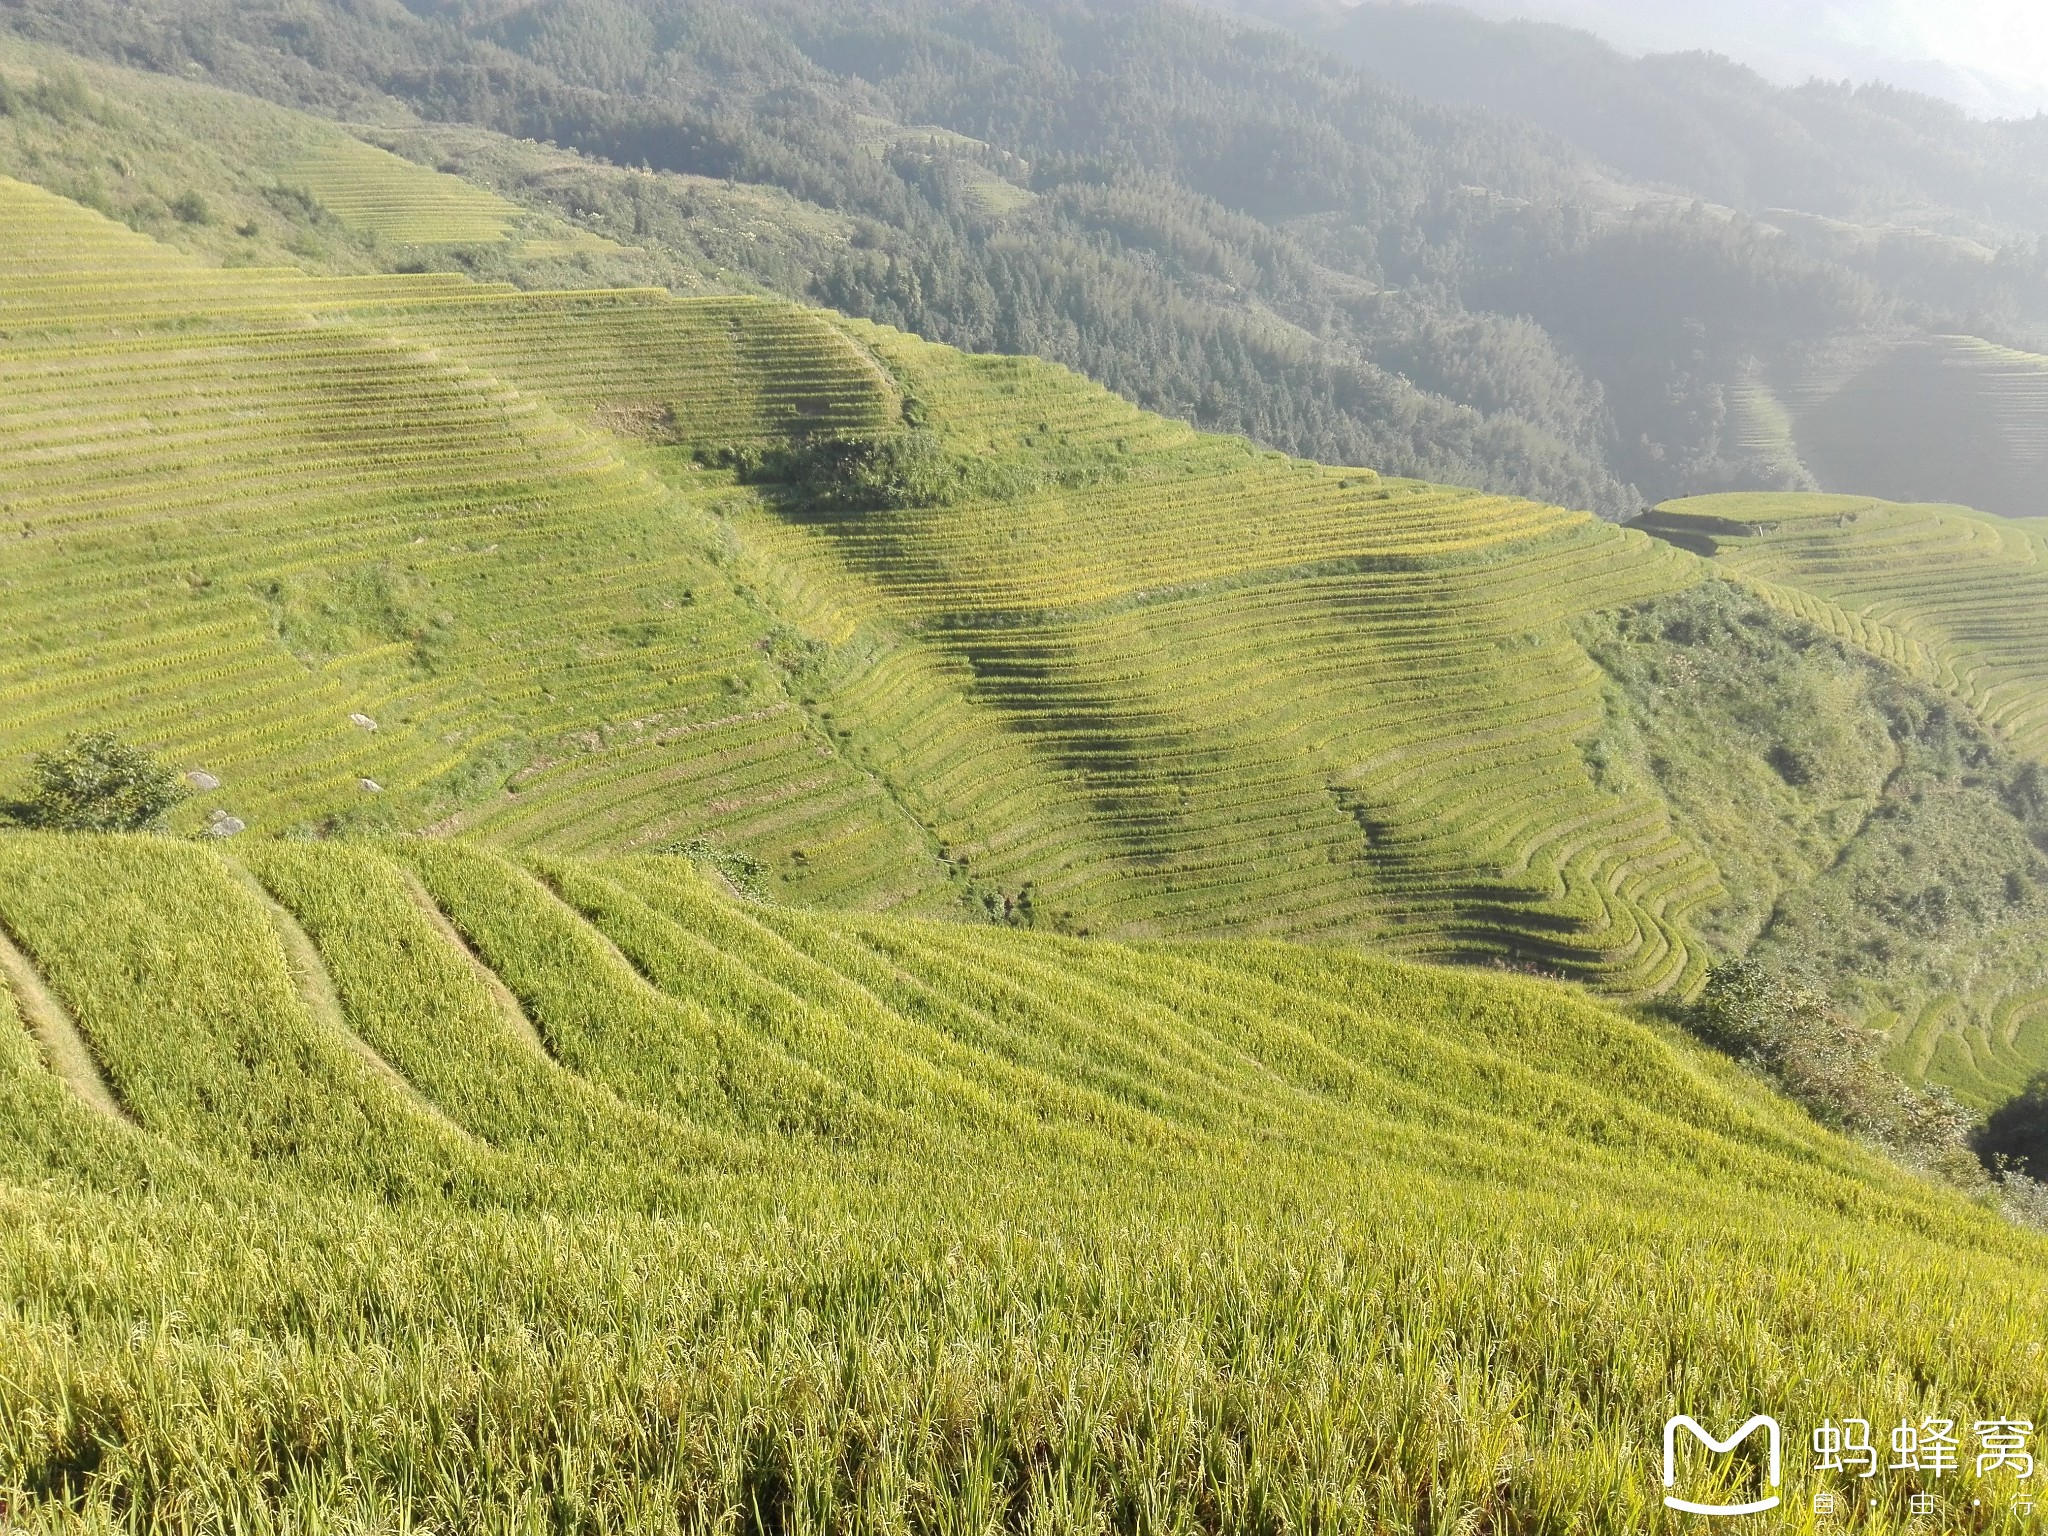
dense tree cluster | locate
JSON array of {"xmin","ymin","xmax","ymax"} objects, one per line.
[{"xmin": 5, "ymin": 732, "xmax": 186, "ymax": 833}]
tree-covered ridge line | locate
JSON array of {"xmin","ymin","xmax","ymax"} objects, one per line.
[{"xmin": 10, "ymin": 0, "xmax": 2045, "ymax": 520}]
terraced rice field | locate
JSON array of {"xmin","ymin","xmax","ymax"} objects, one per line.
[
  {"xmin": 1722, "ymin": 369, "xmax": 1812, "ymax": 486},
  {"xmin": 354, "ymin": 287, "xmax": 901, "ymax": 444},
  {"xmin": 735, "ymin": 326, "xmax": 1716, "ymax": 989},
  {"xmin": 0, "ymin": 176, "xmax": 943, "ymax": 905},
  {"xmin": 0, "ymin": 173, "xmax": 1731, "ymax": 986},
  {"xmin": 1643, "ymin": 492, "xmax": 2048, "ymax": 761},
  {"xmin": 1788, "ymin": 336, "xmax": 2048, "ymax": 519},
  {"xmin": 285, "ymin": 138, "xmax": 526, "ymax": 245},
  {"xmin": 0, "ymin": 831, "xmax": 2043, "ymax": 1529},
  {"xmin": 1643, "ymin": 491, "xmax": 2048, "ymax": 1095}
]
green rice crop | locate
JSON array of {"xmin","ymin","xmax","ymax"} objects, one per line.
[
  {"xmin": 0, "ymin": 171, "xmax": 1729, "ymax": 992},
  {"xmin": 0, "ymin": 832, "xmax": 2043, "ymax": 1531}
]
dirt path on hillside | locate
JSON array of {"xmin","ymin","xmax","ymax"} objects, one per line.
[
  {"xmin": 0, "ymin": 919, "xmax": 129, "ymax": 1122},
  {"xmin": 226, "ymin": 864, "xmax": 477, "ymax": 1143}
]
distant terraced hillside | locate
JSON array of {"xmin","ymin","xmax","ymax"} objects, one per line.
[
  {"xmin": 1643, "ymin": 493, "xmax": 2048, "ymax": 758},
  {"xmin": 0, "ymin": 830, "xmax": 2041, "ymax": 1528},
  {"xmin": 1737, "ymin": 337, "xmax": 2048, "ymax": 518},
  {"xmin": 730, "ymin": 326, "xmax": 1715, "ymax": 990},
  {"xmin": 286, "ymin": 138, "xmax": 529, "ymax": 246},
  {"xmin": 1803, "ymin": 339, "xmax": 2048, "ymax": 520},
  {"xmin": 1639, "ymin": 492, "xmax": 2048, "ymax": 1103},
  {"xmin": 0, "ymin": 175, "xmax": 1723, "ymax": 992}
]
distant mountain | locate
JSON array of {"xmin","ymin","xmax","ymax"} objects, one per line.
[
  {"xmin": 1235, "ymin": 1, "xmax": 2048, "ymax": 236},
  {"xmin": 1227, "ymin": 0, "xmax": 2048, "ymax": 120}
]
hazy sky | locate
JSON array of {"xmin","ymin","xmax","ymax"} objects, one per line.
[{"xmin": 1441, "ymin": 0, "xmax": 2048, "ymax": 116}]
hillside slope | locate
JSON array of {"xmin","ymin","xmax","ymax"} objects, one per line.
[
  {"xmin": 15, "ymin": 133, "xmax": 2048, "ymax": 1058},
  {"xmin": 0, "ymin": 174, "xmax": 1720, "ymax": 990},
  {"xmin": 1637, "ymin": 493, "xmax": 2048, "ymax": 1102},
  {"xmin": 1, "ymin": 830, "xmax": 2044, "ymax": 1528},
  {"xmin": 0, "ymin": 174, "xmax": 949, "ymax": 909},
  {"xmin": 1642, "ymin": 493, "xmax": 2048, "ymax": 758},
  {"xmin": 19, "ymin": 159, "xmax": 2048, "ymax": 1088},
  {"xmin": 16, "ymin": 8, "xmax": 2048, "ymax": 525},
  {"xmin": 0, "ymin": 7, "xmax": 1650, "ymax": 516}
]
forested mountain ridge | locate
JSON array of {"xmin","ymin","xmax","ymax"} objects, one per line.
[{"xmin": 15, "ymin": 0, "xmax": 2047, "ymax": 515}]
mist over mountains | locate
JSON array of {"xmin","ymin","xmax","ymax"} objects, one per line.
[
  {"xmin": 1250, "ymin": 2, "xmax": 2048, "ymax": 234},
  {"xmin": 1232, "ymin": 0, "xmax": 2048, "ymax": 119}
]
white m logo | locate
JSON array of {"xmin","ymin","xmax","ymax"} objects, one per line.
[{"xmin": 1663, "ymin": 1415, "xmax": 1782, "ymax": 1515}]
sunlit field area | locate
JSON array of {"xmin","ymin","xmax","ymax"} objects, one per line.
[
  {"xmin": 2, "ymin": 832, "xmax": 2045, "ymax": 1530},
  {"xmin": 8, "ymin": 12, "xmax": 2048, "ymax": 1526}
]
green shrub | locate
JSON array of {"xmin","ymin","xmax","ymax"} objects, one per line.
[
  {"xmin": 705, "ymin": 430, "xmax": 963, "ymax": 511},
  {"xmin": 29, "ymin": 66, "xmax": 95, "ymax": 121},
  {"xmin": 8, "ymin": 732, "xmax": 187, "ymax": 833},
  {"xmin": 660, "ymin": 836, "xmax": 769, "ymax": 901},
  {"xmin": 1690, "ymin": 958, "xmax": 1975, "ymax": 1159}
]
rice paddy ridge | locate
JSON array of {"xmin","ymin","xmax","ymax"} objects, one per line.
[
  {"xmin": 285, "ymin": 138, "xmax": 526, "ymax": 247},
  {"xmin": 721, "ymin": 322, "xmax": 1717, "ymax": 988},
  {"xmin": 0, "ymin": 830, "xmax": 1903, "ymax": 1218},
  {"xmin": 1, "ymin": 830, "xmax": 2045, "ymax": 1528},
  {"xmin": 0, "ymin": 177, "xmax": 946, "ymax": 901},
  {"xmin": 1873, "ymin": 963, "xmax": 2048, "ymax": 1110},
  {"xmin": 342, "ymin": 287, "xmax": 902, "ymax": 446}
]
